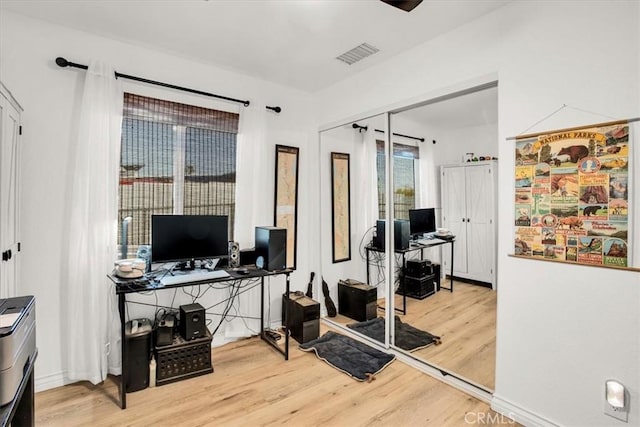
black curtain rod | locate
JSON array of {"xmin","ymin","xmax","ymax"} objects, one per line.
[
  {"xmin": 55, "ymin": 57, "xmax": 251, "ymax": 107},
  {"xmin": 374, "ymin": 128, "xmax": 425, "ymax": 142}
]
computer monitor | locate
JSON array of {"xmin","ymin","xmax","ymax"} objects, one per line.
[
  {"xmin": 151, "ymin": 215, "xmax": 229, "ymax": 264},
  {"xmin": 408, "ymin": 208, "xmax": 436, "ymax": 238}
]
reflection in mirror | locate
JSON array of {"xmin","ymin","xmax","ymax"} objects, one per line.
[
  {"xmin": 388, "ymin": 85, "xmax": 499, "ymax": 391},
  {"xmin": 319, "ymin": 114, "xmax": 391, "ymax": 345},
  {"xmin": 317, "ymin": 85, "xmax": 498, "ymax": 393}
]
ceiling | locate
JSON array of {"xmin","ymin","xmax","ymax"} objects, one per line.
[
  {"xmin": 398, "ymin": 85, "xmax": 498, "ymax": 129},
  {"xmin": 1, "ymin": 0, "xmax": 511, "ymax": 93}
]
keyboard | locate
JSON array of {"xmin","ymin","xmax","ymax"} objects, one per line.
[
  {"xmin": 159, "ymin": 269, "xmax": 230, "ymax": 286},
  {"xmin": 417, "ymin": 238, "xmax": 446, "ymax": 245}
]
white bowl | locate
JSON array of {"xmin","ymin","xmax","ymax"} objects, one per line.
[{"xmin": 436, "ymin": 228, "xmax": 449, "ymax": 234}]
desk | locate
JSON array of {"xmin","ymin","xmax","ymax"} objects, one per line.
[
  {"xmin": 109, "ymin": 267, "xmax": 292, "ymax": 409},
  {"xmin": 0, "ymin": 349, "xmax": 37, "ymax": 427},
  {"xmin": 365, "ymin": 237, "xmax": 455, "ymax": 314}
]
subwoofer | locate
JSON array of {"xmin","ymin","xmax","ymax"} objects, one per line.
[
  {"xmin": 255, "ymin": 226, "xmax": 286, "ymax": 271},
  {"xmin": 228, "ymin": 241, "xmax": 240, "ymax": 268},
  {"xmin": 179, "ymin": 303, "xmax": 207, "ymax": 341}
]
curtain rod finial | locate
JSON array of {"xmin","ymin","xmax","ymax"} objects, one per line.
[{"xmin": 55, "ymin": 57, "xmax": 69, "ymax": 67}]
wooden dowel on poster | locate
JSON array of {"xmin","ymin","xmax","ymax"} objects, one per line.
[
  {"xmin": 508, "ymin": 254, "xmax": 640, "ymax": 272},
  {"xmin": 506, "ymin": 117, "xmax": 640, "ymax": 141}
]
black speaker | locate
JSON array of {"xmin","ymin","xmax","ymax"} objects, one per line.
[
  {"xmin": 338, "ymin": 279, "xmax": 377, "ymax": 322},
  {"xmin": 395, "ymin": 220, "xmax": 410, "ymax": 250},
  {"xmin": 180, "ymin": 303, "xmax": 207, "ymax": 341},
  {"xmin": 124, "ymin": 318, "xmax": 152, "ymax": 392},
  {"xmin": 255, "ymin": 226, "xmax": 286, "ymax": 271},
  {"xmin": 282, "ymin": 293, "xmax": 320, "ymax": 344},
  {"xmin": 375, "ymin": 219, "xmax": 410, "ymax": 251},
  {"xmin": 228, "ymin": 241, "xmax": 240, "ymax": 268}
]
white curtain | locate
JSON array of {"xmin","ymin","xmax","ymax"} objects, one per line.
[
  {"xmin": 226, "ymin": 104, "xmax": 270, "ymax": 337},
  {"xmin": 355, "ymin": 126, "xmax": 380, "ymax": 241},
  {"xmin": 354, "ymin": 125, "xmax": 381, "ymax": 287},
  {"xmin": 418, "ymin": 141, "xmax": 438, "ymax": 209},
  {"xmin": 61, "ymin": 61, "xmax": 123, "ymax": 383}
]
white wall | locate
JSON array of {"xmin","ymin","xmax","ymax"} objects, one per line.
[
  {"xmin": 0, "ymin": 11, "xmax": 315, "ymax": 391},
  {"xmin": 434, "ymin": 122, "xmax": 499, "ymax": 166},
  {"xmin": 314, "ymin": 1, "xmax": 639, "ymax": 426}
]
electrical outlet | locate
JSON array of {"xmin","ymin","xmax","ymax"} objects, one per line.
[{"xmin": 604, "ymin": 380, "xmax": 628, "ymax": 422}]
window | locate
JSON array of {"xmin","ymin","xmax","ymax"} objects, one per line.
[
  {"xmin": 376, "ymin": 141, "xmax": 419, "ymax": 220},
  {"xmin": 118, "ymin": 93, "xmax": 239, "ymax": 257}
]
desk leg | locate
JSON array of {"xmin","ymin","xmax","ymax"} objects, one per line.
[
  {"xmin": 118, "ymin": 293, "xmax": 127, "ymax": 409},
  {"xmin": 402, "ymin": 252, "xmax": 407, "ymax": 314},
  {"xmin": 366, "ymin": 247, "xmax": 370, "ymax": 285},
  {"xmin": 284, "ymin": 274, "xmax": 290, "ymax": 361},
  {"xmin": 259, "ymin": 274, "xmax": 289, "ymax": 360},
  {"xmin": 394, "ymin": 252, "xmax": 407, "ymax": 315},
  {"xmin": 260, "ymin": 276, "xmax": 265, "ymax": 340},
  {"xmin": 449, "ymin": 241, "xmax": 454, "ymax": 292},
  {"xmin": 440, "ymin": 241, "xmax": 454, "ymax": 292}
]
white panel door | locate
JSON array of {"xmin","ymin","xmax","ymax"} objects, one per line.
[
  {"xmin": 441, "ymin": 166, "xmax": 467, "ymax": 275},
  {"xmin": 0, "ymin": 86, "xmax": 21, "ymax": 298},
  {"xmin": 465, "ymin": 164, "xmax": 494, "ymax": 282}
]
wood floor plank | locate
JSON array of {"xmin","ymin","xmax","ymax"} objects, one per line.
[
  {"xmin": 35, "ymin": 322, "xmax": 510, "ymax": 426},
  {"xmin": 332, "ymin": 281, "xmax": 496, "ymax": 390}
]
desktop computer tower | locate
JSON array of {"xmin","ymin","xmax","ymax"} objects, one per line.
[
  {"xmin": 338, "ymin": 279, "xmax": 377, "ymax": 322},
  {"xmin": 255, "ymin": 226, "xmax": 287, "ymax": 271},
  {"xmin": 282, "ymin": 293, "xmax": 320, "ymax": 344},
  {"xmin": 374, "ymin": 220, "xmax": 410, "ymax": 251},
  {"xmin": 124, "ymin": 318, "xmax": 152, "ymax": 392}
]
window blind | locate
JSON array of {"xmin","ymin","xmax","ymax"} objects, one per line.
[{"xmin": 119, "ymin": 93, "xmax": 239, "ymax": 255}]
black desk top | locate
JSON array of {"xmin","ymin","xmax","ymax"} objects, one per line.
[
  {"xmin": 366, "ymin": 236, "xmax": 455, "ymax": 254},
  {"xmin": 109, "ymin": 266, "xmax": 292, "ymax": 294}
]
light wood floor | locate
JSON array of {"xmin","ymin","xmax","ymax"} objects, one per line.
[
  {"xmin": 35, "ymin": 324, "xmax": 509, "ymax": 426},
  {"xmin": 331, "ymin": 281, "xmax": 497, "ymax": 390}
]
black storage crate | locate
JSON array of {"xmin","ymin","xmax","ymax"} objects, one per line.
[
  {"xmin": 154, "ymin": 329, "xmax": 213, "ymax": 386},
  {"xmin": 397, "ymin": 274, "xmax": 436, "ymax": 300}
]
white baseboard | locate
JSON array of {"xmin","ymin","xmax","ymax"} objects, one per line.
[
  {"xmin": 491, "ymin": 394, "xmax": 559, "ymax": 427},
  {"xmin": 35, "ymin": 371, "xmax": 70, "ymax": 393}
]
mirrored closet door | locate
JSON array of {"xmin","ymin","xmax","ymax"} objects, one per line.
[
  {"xmin": 318, "ymin": 114, "xmax": 392, "ymax": 347},
  {"xmin": 317, "ymin": 83, "xmax": 498, "ymax": 394},
  {"xmin": 388, "ymin": 85, "xmax": 499, "ymax": 391}
]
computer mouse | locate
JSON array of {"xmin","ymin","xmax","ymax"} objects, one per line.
[{"xmin": 236, "ymin": 267, "xmax": 249, "ymax": 275}]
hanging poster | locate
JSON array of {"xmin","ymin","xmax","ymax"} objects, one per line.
[
  {"xmin": 514, "ymin": 122, "xmax": 630, "ymax": 267},
  {"xmin": 331, "ymin": 152, "xmax": 351, "ymax": 263},
  {"xmin": 274, "ymin": 145, "xmax": 299, "ymax": 269}
]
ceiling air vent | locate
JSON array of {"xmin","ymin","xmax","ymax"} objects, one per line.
[{"xmin": 336, "ymin": 43, "xmax": 380, "ymax": 65}]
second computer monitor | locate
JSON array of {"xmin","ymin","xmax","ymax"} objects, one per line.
[{"xmin": 408, "ymin": 208, "xmax": 436, "ymax": 238}]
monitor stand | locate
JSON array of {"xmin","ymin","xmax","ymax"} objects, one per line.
[{"xmin": 176, "ymin": 259, "xmax": 196, "ymax": 271}]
